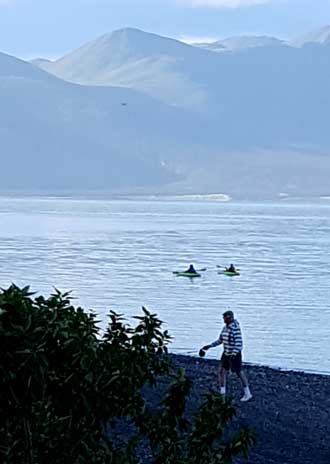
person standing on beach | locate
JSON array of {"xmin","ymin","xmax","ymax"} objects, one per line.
[{"xmin": 199, "ymin": 310, "xmax": 252, "ymax": 402}]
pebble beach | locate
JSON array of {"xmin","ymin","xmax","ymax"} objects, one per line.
[{"xmin": 167, "ymin": 355, "xmax": 330, "ymax": 464}]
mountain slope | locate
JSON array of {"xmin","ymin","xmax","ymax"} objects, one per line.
[
  {"xmin": 36, "ymin": 27, "xmax": 330, "ymax": 137},
  {"xmin": 38, "ymin": 27, "xmax": 330, "ymax": 153},
  {"xmin": 291, "ymin": 25, "xmax": 330, "ymax": 47},
  {"xmin": 193, "ymin": 41, "xmax": 227, "ymax": 53},
  {"xmin": 30, "ymin": 57, "xmax": 52, "ymax": 66},
  {"xmin": 38, "ymin": 28, "xmax": 211, "ymax": 109},
  {"xmin": 195, "ymin": 35, "xmax": 286, "ymax": 52},
  {"xmin": 4, "ymin": 26, "xmax": 330, "ymax": 197},
  {"xmin": 0, "ymin": 51, "xmax": 207, "ymax": 191}
]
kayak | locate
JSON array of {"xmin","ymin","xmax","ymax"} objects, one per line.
[
  {"xmin": 221, "ymin": 270, "xmax": 240, "ymax": 277},
  {"xmin": 174, "ymin": 272, "xmax": 201, "ymax": 278}
]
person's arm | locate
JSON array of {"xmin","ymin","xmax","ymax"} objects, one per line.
[
  {"xmin": 231, "ymin": 323, "xmax": 243, "ymax": 355},
  {"xmin": 200, "ymin": 331, "xmax": 223, "ymax": 356}
]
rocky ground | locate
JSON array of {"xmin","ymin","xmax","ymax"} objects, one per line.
[{"xmin": 166, "ymin": 354, "xmax": 330, "ymax": 464}]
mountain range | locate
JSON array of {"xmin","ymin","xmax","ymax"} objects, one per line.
[{"xmin": 1, "ymin": 26, "xmax": 330, "ymax": 197}]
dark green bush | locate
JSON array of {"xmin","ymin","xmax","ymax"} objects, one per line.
[{"xmin": 0, "ymin": 285, "xmax": 255, "ymax": 463}]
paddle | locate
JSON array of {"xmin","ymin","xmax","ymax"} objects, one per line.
[
  {"xmin": 217, "ymin": 265, "xmax": 240, "ymax": 271},
  {"xmin": 173, "ymin": 267, "xmax": 207, "ymax": 274}
]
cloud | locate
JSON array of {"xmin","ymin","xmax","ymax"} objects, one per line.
[{"xmin": 179, "ymin": 0, "xmax": 271, "ymax": 8}]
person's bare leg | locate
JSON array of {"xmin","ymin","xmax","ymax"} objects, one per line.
[
  {"xmin": 237, "ymin": 369, "xmax": 248, "ymax": 388},
  {"xmin": 218, "ymin": 366, "xmax": 227, "ymax": 395},
  {"xmin": 236, "ymin": 369, "xmax": 252, "ymax": 401}
]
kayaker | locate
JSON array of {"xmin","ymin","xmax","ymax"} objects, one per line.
[
  {"xmin": 199, "ymin": 310, "xmax": 252, "ymax": 402},
  {"xmin": 185, "ymin": 264, "xmax": 197, "ymax": 274},
  {"xmin": 227, "ymin": 264, "xmax": 236, "ymax": 273}
]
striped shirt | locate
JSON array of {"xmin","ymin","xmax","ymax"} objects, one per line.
[{"xmin": 210, "ymin": 319, "xmax": 243, "ymax": 355}]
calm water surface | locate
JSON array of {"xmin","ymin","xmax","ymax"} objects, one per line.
[{"xmin": 1, "ymin": 196, "xmax": 330, "ymax": 373}]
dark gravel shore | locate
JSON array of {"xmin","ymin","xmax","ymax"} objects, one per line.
[{"xmin": 164, "ymin": 354, "xmax": 330, "ymax": 464}]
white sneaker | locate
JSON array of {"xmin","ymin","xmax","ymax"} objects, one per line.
[{"xmin": 240, "ymin": 392, "xmax": 253, "ymax": 402}]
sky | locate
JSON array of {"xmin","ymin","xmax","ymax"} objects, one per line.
[{"xmin": 0, "ymin": 0, "xmax": 330, "ymax": 59}]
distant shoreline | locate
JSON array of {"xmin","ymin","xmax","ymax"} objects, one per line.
[
  {"xmin": 1, "ymin": 191, "xmax": 330, "ymax": 203},
  {"xmin": 174, "ymin": 351, "xmax": 330, "ymax": 377}
]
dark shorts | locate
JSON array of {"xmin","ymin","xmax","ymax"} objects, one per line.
[{"xmin": 221, "ymin": 352, "xmax": 242, "ymax": 374}]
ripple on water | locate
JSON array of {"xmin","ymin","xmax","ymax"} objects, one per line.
[{"xmin": 0, "ymin": 197, "xmax": 330, "ymax": 373}]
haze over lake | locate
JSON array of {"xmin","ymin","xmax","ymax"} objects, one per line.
[{"xmin": 1, "ymin": 195, "xmax": 329, "ymax": 374}]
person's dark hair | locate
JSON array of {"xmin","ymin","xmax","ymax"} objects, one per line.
[{"xmin": 223, "ymin": 310, "xmax": 234, "ymax": 318}]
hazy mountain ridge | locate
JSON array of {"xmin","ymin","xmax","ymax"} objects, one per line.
[
  {"xmin": 0, "ymin": 51, "xmax": 212, "ymax": 191},
  {"xmin": 194, "ymin": 35, "xmax": 286, "ymax": 52},
  {"xmin": 38, "ymin": 28, "xmax": 213, "ymax": 109},
  {"xmin": 35, "ymin": 26, "xmax": 330, "ymax": 117},
  {"xmin": 194, "ymin": 26, "xmax": 330, "ymax": 52},
  {"xmin": 2, "ymin": 26, "xmax": 330, "ymax": 197},
  {"xmin": 30, "ymin": 57, "xmax": 52, "ymax": 66},
  {"xmin": 291, "ymin": 25, "xmax": 330, "ymax": 47}
]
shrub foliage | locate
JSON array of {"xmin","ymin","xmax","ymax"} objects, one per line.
[{"xmin": 0, "ymin": 285, "xmax": 255, "ymax": 463}]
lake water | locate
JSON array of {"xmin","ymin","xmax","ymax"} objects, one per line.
[{"xmin": 1, "ymin": 196, "xmax": 330, "ymax": 374}]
